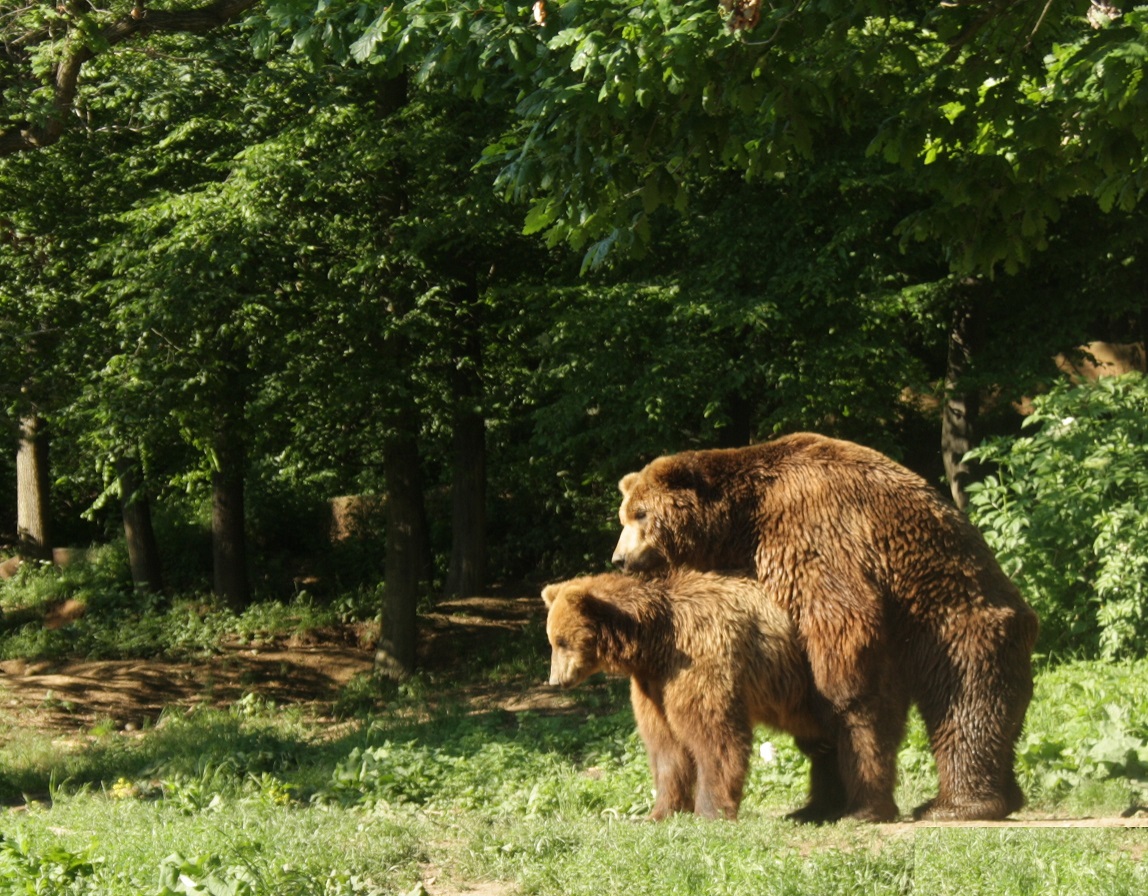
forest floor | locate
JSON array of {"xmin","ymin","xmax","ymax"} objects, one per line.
[
  {"xmin": 0, "ymin": 592, "xmax": 1145, "ymax": 834},
  {"xmin": 0, "ymin": 594, "xmax": 561, "ymax": 734}
]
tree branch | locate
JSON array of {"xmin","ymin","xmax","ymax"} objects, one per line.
[{"xmin": 0, "ymin": 0, "xmax": 264, "ymax": 155}]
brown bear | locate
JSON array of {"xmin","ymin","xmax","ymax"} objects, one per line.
[
  {"xmin": 611, "ymin": 432, "xmax": 1039, "ymax": 823},
  {"xmin": 542, "ymin": 570, "xmax": 841, "ymax": 821}
]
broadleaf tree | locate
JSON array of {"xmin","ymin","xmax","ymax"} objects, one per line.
[
  {"xmin": 0, "ymin": 0, "xmax": 264, "ymax": 154},
  {"xmin": 262, "ymin": 1, "xmax": 1148, "ymax": 495}
]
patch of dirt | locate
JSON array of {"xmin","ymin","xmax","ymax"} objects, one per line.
[
  {"xmin": 0, "ymin": 594, "xmax": 553, "ymax": 733},
  {"xmin": 0, "ymin": 633, "xmax": 375, "ymax": 732},
  {"xmin": 886, "ymin": 813, "xmax": 1148, "ymax": 832}
]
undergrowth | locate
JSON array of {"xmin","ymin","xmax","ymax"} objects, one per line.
[{"xmin": 0, "ymin": 548, "xmax": 380, "ymax": 661}]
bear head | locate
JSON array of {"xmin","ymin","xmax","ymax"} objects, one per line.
[
  {"xmin": 611, "ymin": 455, "xmax": 724, "ymax": 574},
  {"xmin": 541, "ymin": 576, "xmax": 636, "ymax": 687}
]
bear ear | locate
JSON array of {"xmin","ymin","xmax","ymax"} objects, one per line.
[
  {"xmin": 577, "ymin": 589, "xmax": 635, "ymax": 633},
  {"xmin": 660, "ymin": 462, "xmax": 717, "ymax": 500},
  {"xmin": 541, "ymin": 584, "xmax": 560, "ymax": 609},
  {"xmin": 618, "ymin": 472, "xmax": 640, "ymax": 496}
]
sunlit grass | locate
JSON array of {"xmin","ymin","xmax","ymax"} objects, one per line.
[{"xmin": 2, "ymin": 634, "xmax": 1147, "ymax": 893}]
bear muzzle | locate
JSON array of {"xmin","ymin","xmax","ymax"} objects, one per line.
[
  {"xmin": 547, "ymin": 656, "xmax": 569, "ymax": 688},
  {"xmin": 612, "ymin": 544, "xmax": 669, "ymax": 574},
  {"xmin": 548, "ymin": 653, "xmax": 587, "ymax": 688}
]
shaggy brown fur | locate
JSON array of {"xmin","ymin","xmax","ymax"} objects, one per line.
[
  {"xmin": 543, "ymin": 571, "xmax": 838, "ymax": 821},
  {"xmin": 612, "ymin": 432, "xmax": 1039, "ymax": 823}
]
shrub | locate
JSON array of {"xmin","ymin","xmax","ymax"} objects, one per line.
[{"xmin": 966, "ymin": 373, "xmax": 1148, "ymax": 660}]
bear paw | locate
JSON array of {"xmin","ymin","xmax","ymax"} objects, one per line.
[
  {"xmin": 784, "ymin": 803, "xmax": 848, "ymax": 825},
  {"xmin": 912, "ymin": 795, "xmax": 1014, "ymax": 822}
]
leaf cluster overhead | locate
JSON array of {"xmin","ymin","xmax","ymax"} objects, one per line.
[
  {"xmin": 256, "ymin": 1, "xmax": 1146, "ymax": 276},
  {"xmin": 0, "ymin": 0, "xmax": 263, "ymax": 154}
]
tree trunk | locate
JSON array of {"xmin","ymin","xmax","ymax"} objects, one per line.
[
  {"xmin": 16, "ymin": 416, "xmax": 51, "ymax": 559},
  {"xmin": 942, "ymin": 298, "xmax": 982, "ymax": 510},
  {"xmin": 375, "ymin": 412, "xmax": 427, "ymax": 679},
  {"xmin": 116, "ymin": 456, "xmax": 164, "ymax": 593},
  {"xmin": 446, "ymin": 410, "xmax": 487, "ymax": 597},
  {"xmin": 212, "ymin": 421, "xmax": 249, "ymax": 610},
  {"xmin": 370, "ymin": 69, "xmax": 431, "ymax": 679},
  {"xmin": 446, "ymin": 274, "xmax": 487, "ymax": 598}
]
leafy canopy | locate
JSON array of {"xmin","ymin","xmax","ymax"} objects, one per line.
[{"xmin": 258, "ymin": 1, "xmax": 1142, "ymax": 275}]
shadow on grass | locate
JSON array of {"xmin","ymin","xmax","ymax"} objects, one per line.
[{"xmin": 0, "ymin": 673, "xmax": 636, "ymax": 809}]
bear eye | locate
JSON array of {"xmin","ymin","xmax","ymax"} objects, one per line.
[
  {"xmin": 633, "ymin": 508, "xmax": 648, "ymax": 522},
  {"xmin": 554, "ymin": 637, "xmax": 570, "ymax": 650}
]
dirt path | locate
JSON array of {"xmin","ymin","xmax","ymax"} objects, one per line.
[
  {"xmin": 0, "ymin": 640, "xmax": 373, "ymax": 730},
  {"xmin": 0, "ymin": 594, "xmax": 546, "ymax": 732}
]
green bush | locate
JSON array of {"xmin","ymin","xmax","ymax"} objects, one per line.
[{"xmin": 966, "ymin": 373, "xmax": 1148, "ymax": 660}]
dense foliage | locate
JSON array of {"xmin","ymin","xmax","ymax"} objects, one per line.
[
  {"xmin": 968, "ymin": 374, "xmax": 1148, "ymax": 661},
  {"xmin": 2, "ymin": 2, "xmax": 1148, "ymax": 664}
]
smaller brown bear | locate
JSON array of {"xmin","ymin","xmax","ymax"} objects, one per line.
[{"xmin": 542, "ymin": 571, "xmax": 838, "ymax": 821}]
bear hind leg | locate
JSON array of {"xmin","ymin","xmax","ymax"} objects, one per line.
[
  {"xmin": 912, "ymin": 736, "xmax": 1025, "ymax": 822},
  {"xmin": 913, "ymin": 659, "xmax": 1031, "ymax": 821},
  {"xmin": 837, "ymin": 709, "xmax": 902, "ymax": 822},
  {"xmin": 786, "ymin": 738, "xmax": 848, "ymax": 824}
]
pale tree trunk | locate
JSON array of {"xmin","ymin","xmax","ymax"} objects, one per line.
[
  {"xmin": 446, "ymin": 273, "xmax": 487, "ymax": 598},
  {"xmin": 116, "ymin": 456, "xmax": 164, "ymax": 593},
  {"xmin": 16, "ymin": 416, "xmax": 51, "ymax": 559},
  {"xmin": 942, "ymin": 294, "xmax": 982, "ymax": 510}
]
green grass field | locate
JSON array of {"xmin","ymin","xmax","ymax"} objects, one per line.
[{"xmin": 2, "ymin": 600, "xmax": 1147, "ymax": 895}]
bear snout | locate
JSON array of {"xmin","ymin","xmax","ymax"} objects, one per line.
[
  {"xmin": 612, "ymin": 525, "xmax": 641, "ymax": 569},
  {"xmin": 547, "ymin": 654, "xmax": 576, "ymax": 688},
  {"xmin": 612, "ymin": 520, "xmax": 672, "ymax": 573},
  {"xmin": 612, "ymin": 545, "xmax": 668, "ymax": 574}
]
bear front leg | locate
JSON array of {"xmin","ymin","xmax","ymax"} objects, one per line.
[
  {"xmin": 630, "ymin": 679, "xmax": 695, "ymax": 819},
  {"xmin": 678, "ymin": 710, "xmax": 752, "ymax": 821}
]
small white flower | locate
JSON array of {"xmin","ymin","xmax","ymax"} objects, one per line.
[{"xmin": 759, "ymin": 741, "xmax": 776, "ymax": 763}]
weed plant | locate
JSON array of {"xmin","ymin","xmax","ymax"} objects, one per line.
[{"xmin": 968, "ymin": 373, "xmax": 1148, "ymax": 659}]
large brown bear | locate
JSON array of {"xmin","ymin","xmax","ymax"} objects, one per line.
[
  {"xmin": 543, "ymin": 571, "xmax": 840, "ymax": 820},
  {"xmin": 612, "ymin": 432, "xmax": 1039, "ymax": 823}
]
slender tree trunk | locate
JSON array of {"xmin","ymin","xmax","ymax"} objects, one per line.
[
  {"xmin": 446, "ymin": 274, "xmax": 487, "ymax": 598},
  {"xmin": 370, "ymin": 69, "xmax": 431, "ymax": 679},
  {"xmin": 942, "ymin": 295, "xmax": 982, "ymax": 510},
  {"xmin": 116, "ymin": 456, "xmax": 164, "ymax": 593},
  {"xmin": 16, "ymin": 416, "xmax": 51, "ymax": 559},
  {"xmin": 375, "ymin": 403, "xmax": 427, "ymax": 679},
  {"xmin": 212, "ymin": 412, "xmax": 249, "ymax": 610}
]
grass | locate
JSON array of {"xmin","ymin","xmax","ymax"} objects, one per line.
[
  {"xmin": 1, "ymin": 660, "xmax": 1147, "ymax": 895},
  {"xmin": 1, "ymin": 558, "xmax": 1147, "ymax": 893}
]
